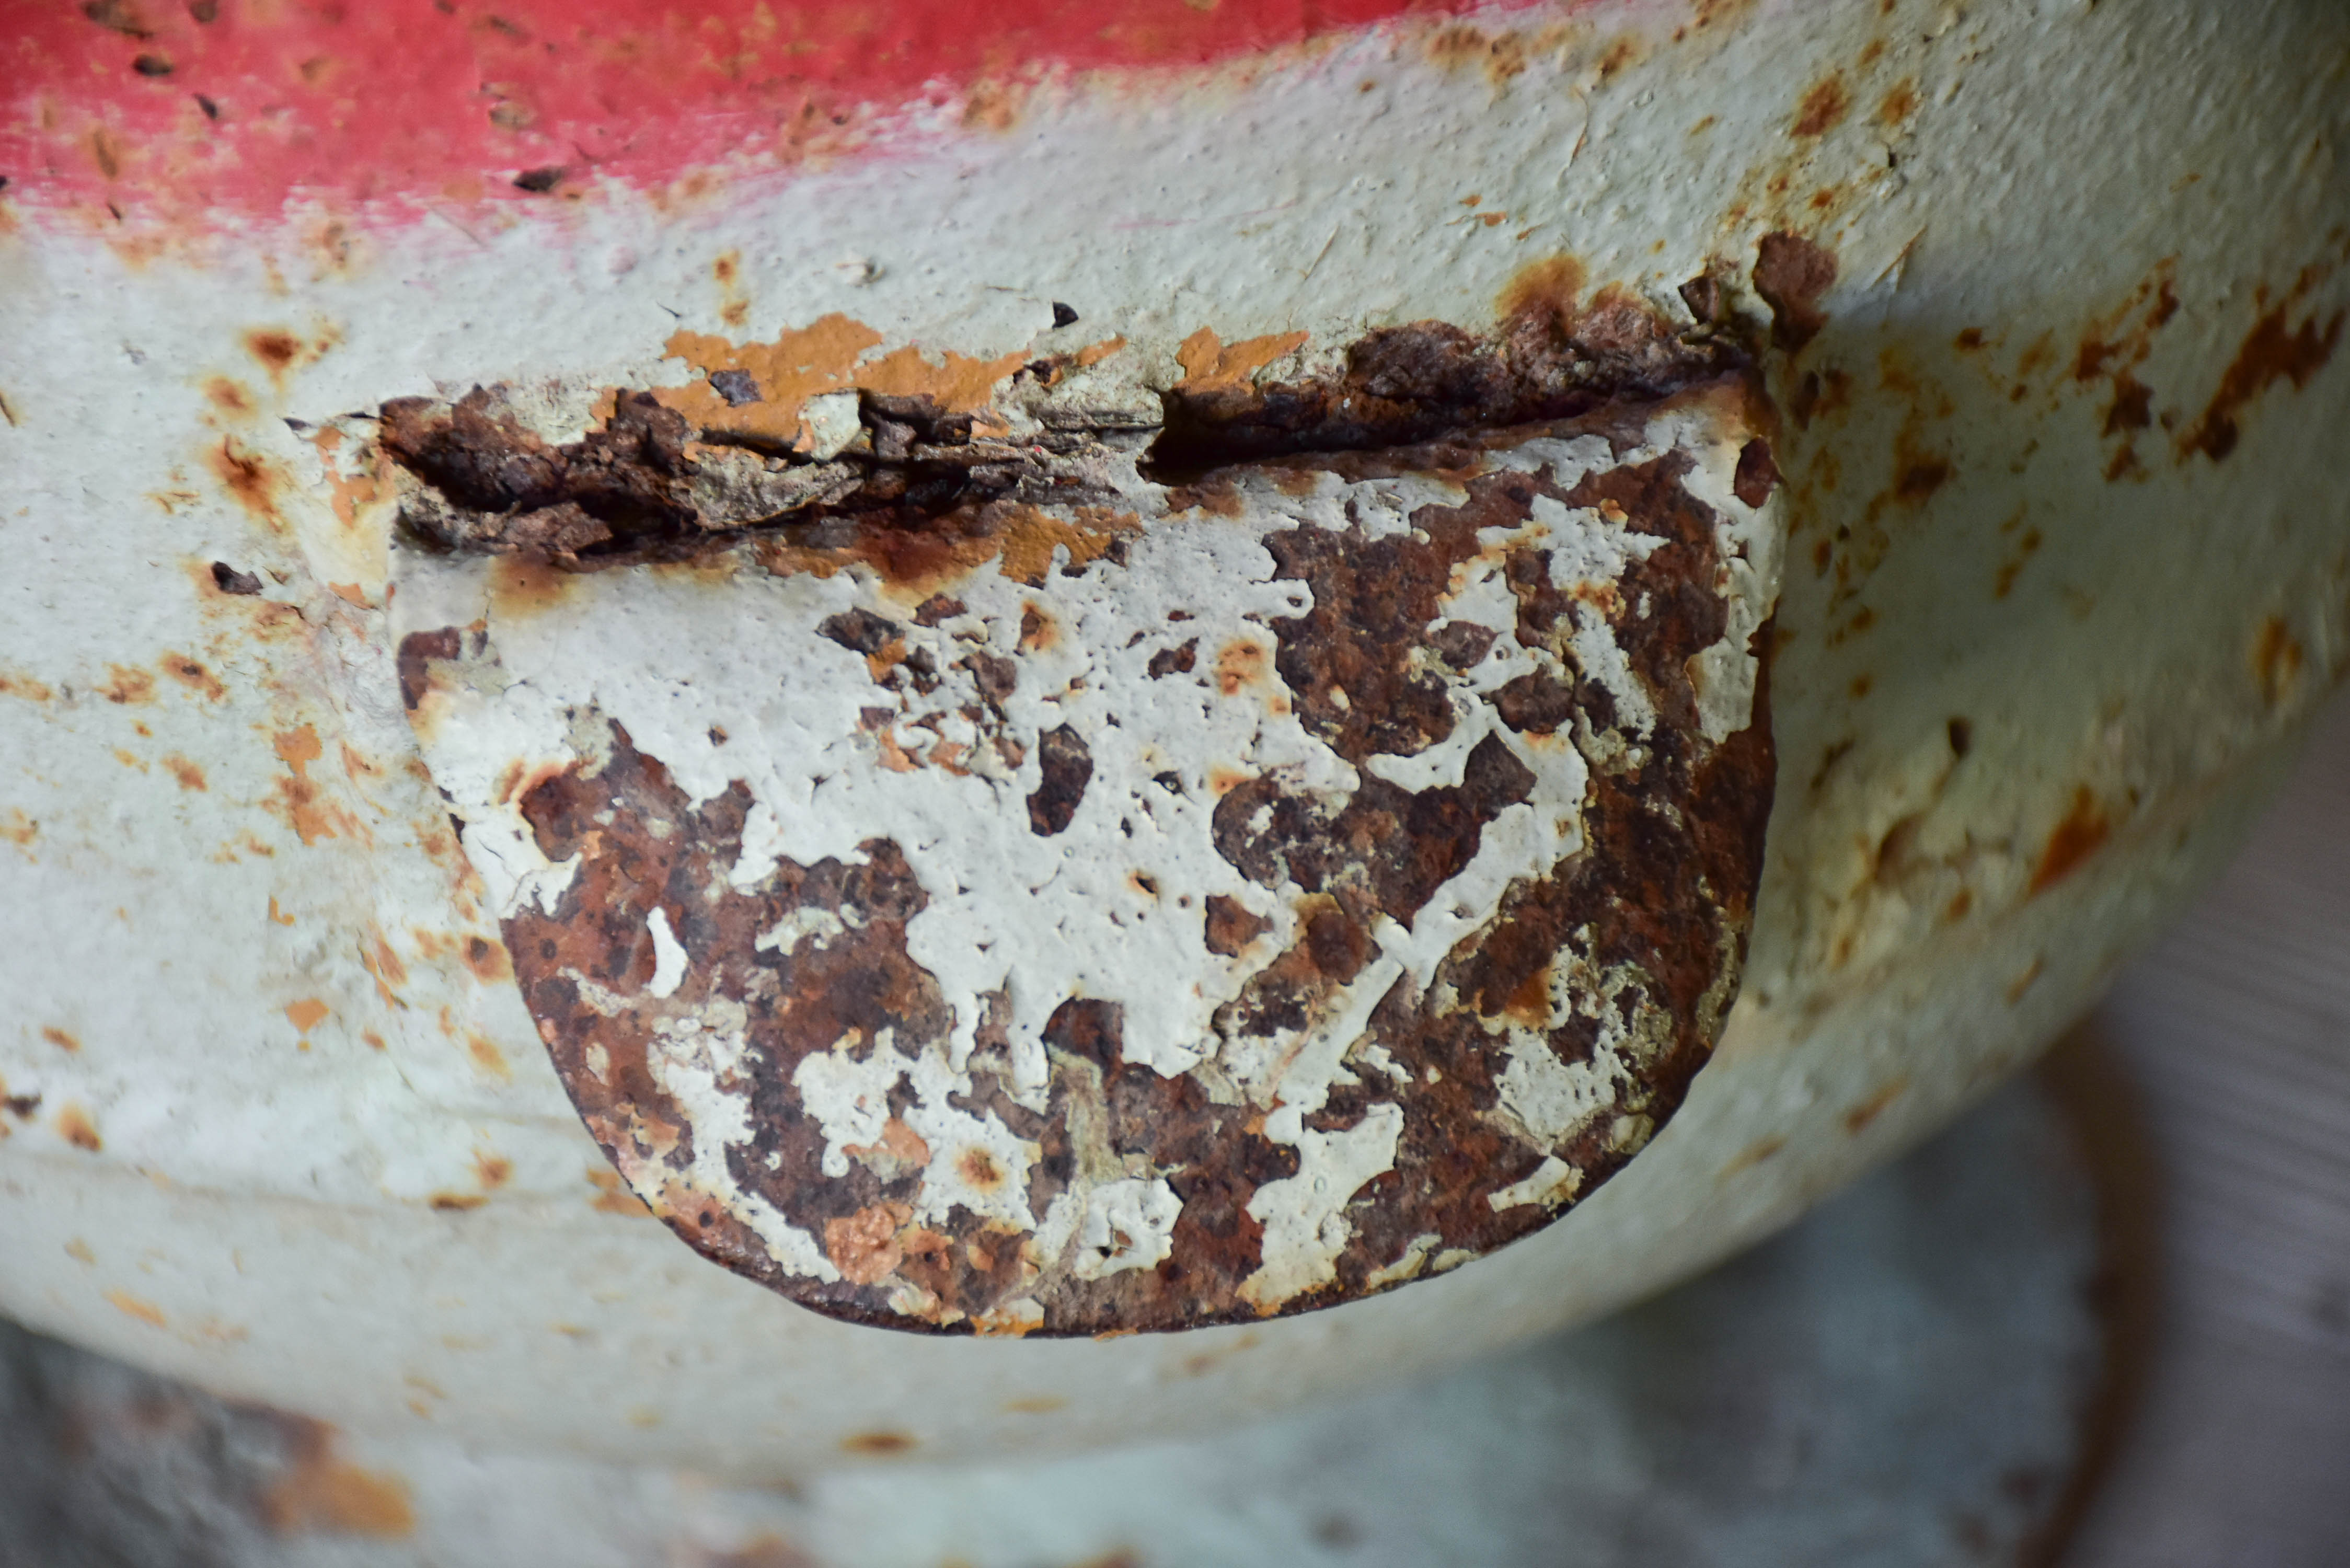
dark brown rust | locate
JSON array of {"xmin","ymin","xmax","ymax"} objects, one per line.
[{"xmin": 375, "ymin": 287, "xmax": 1757, "ymax": 568}]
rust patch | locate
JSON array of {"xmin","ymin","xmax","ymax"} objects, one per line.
[
  {"xmin": 1150, "ymin": 273, "xmax": 1744, "ymax": 475},
  {"xmin": 42, "ymin": 1026, "xmax": 82, "ymax": 1053},
  {"xmin": 261, "ymin": 1422, "xmax": 416, "ymax": 1539},
  {"xmin": 2030, "ymin": 789, "xmax": 2111, "ymax": 895},
  {"xmin": 208, "ymin": 436, "xmax": 285, "ymax": 526},
  {"xmin": 1751, "ymin": 233, "xmax": 1837, "ymax": 353},
  {"xmin": 246, "ymin": 327, "xmax": 304, "ymax": 386},
  {"xmin": 1791, "ymin": 74, "xmax": 1849, "ymax": 136},
  {"xmin": 588, "ymin": 1167, "xmax": 653, "ymax": 1216},
  {"xmin": 57, "ymin": 1103, "xmax": 102, "ymax": 1151},
  {"xmin": 160, "ymin": 652, "xmax": 225, "ymax": 700},
  {"xmin": 840, "ymin": 1430, "xmax": 917, "ymax": 1457},
  {"xmin": 460, "ymin": 934, "xmax": 512, "ymax": 983},
  {"xmin": 467, "ymin": 1033, "xmax": 511, "ymax": 1079},
  {"xmin": 2178, "ymin": 296, "xmax": 2343, "ymax": 463},
  {"xmin": 2253, "ymin": 615, "xmax": 2305, "ymax": 705},
  {"xmin": 0, "ymin": 670, "xmax": 57, "ymax": 703},
  {"xmin": 1175, "ymin": 328, "xmax": 1312, "ymax": 393},
  {"xmin": 100, "ymin": 665, "xmax": 156, "ymax": 704},
  {"xmin": 204, "ymin": 376, "xmax": 255, "ymax": 417},
  {"xmin": 284, "ymin": 998, "xmax": 329, "ymax": 1033},
  {"xmin": 1842, "ymin": 1078, "xmax": 1907, "ymax": 1134}
]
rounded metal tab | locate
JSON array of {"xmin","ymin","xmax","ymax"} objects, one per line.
[{"xmin": 388, "ymin": 314, "xmax": 1781, "ymax": 1335}]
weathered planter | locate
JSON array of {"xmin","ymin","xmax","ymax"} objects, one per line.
[{"xmin": 1, "ymin": 0, "xmax": 2344, "ymax": 1472}]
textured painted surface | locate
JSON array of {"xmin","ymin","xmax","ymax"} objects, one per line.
[
  {"xmin": 0, "ymin": 1068, "xmax": 2109, "ymax": 1566},
  {"xmin": 387, "ymin": 362, "xmax": 1780, "ymax": 1332},
  {"xmin": 1, "ymin": 0, "xmax": 2347, "ymax": 1469}
]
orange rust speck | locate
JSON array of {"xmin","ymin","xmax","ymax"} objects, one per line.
[
  {"xmin": 1718, "ymin": 1134, "xmax": 1787, "ymax": 1181},
  {"xmin": 2254, "ymin": 616, "xmax": 2304, "ymax": 705},
  {"xmin": 2006, "ymin": 955, "xmax": 2047, "ymax": 1005},
  {"xmin": 1215, "ymin": 639, "xmax": 1267, "ymax": 695},
  {"xmin": 105, "ymin": 1289, "xmax": 168, "ymax": 1328},
  {"xmin": 461, "ymin": 934, "xmax": 512, "ymax": 982},
  {"xmin": 1003, "ymin": 1395, "xmax": 1068, "ymax": 1414},
  {"xmin": 839, "ymin": 1429, "xmax": 918, "ymax": 1457},
  {"xmin": 587, "ymin": 1167, "xmax": 654, "ymax": 1216},
  {"xmin": 1842, "ymin": 1078, "xmax": 1908, "ymax": 1135},
  {"xmin": 208, "ymin": 436, "xmax": 284, "ymax": 525},
  {"xmin": 57, "ymin": 1103, "xmax": 102, "ymax": 1151},
  {"xmin": 42, "ymin": 1026, "xmax": 81, "ymax": 1053},
  {"xmin": 1876, "ymin": 79, "xmax": 1919, "ymax": 125},
  {"xmin": 164, "ymin": 753, "xmax": 208, "ymax": 790},
  {"xmin": 2179, "ymin": 298, "xmax": 2344, "ymax": 463},
  {"xmin": 204, "ymin": 376, "xmax": 255, "ymax": 416},
  {"xmin": 285, "ymin": 997, "xmax": 330, "ymax": 1033},
  {"xmin": 958, "ymin": 1147, "xmax": 1006, "ymax": 1190},
  {"xmin": 1994, "ymin": 526, "xmax": 2042, "ymax": 598},
  {"xmin": 161, "ymin": 652, "xmax": 225, "ymax": 700},
  {"xmin": 429, "ymin": 1191, "xmax": 487, "ymax": 1211},
  {"xmin": 245, "ymin": 327, "xmax": 304, "ymax": 382},
  {"xmin": 466, "ymin": 1033, "xmax": 512, "ymax": 1079},
  {"xmin": 1792, "ymin": 74, "xmax": 1850, "ymax": 136},
  {"xmin": 2030, "ymin": 788, "xmax": 2110, "ymax": 894},
  {"xmin": 473, "ymin": 1152, "xmax": 514, "ymax": 1190},
  {"xmin": 100, "ymin": 665, "xmax": 157, "ymax": 704},
  {"xmin": 361, "ymin": 1031, "xmax": 387, "ymax": 1052},
  {"xmin": 0, "ymin": 671, "xmax": 56, "ymax": 703},
  {"xmin": 262, "ymin": 1428, "xmax": 417, "ymax": 1539}
]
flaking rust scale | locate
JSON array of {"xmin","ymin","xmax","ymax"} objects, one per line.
[{"xmin": 385, "ymin": 324, "xmax": 1783, "ymax": 1336}]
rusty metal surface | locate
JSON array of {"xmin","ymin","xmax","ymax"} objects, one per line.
[{"xmin": 387, "ymin": 340, "xmax": 1782, "ymax": 1334}]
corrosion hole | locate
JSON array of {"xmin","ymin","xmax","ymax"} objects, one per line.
[
  {"xmin": 1051, "ymin": 302, "xmax": 1080, "ymax": 328},
  {"xmin": 512, "ymin": 166, "xmax": 565, "ymax": 193}
]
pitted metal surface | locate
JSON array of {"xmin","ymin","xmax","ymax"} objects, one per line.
[{"xmin": 388, "ymin": 340, "xmax": 1782, "ymax": 1334}]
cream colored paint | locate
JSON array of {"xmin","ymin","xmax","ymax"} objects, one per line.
[{"xmin": 0, "ymin": 0, "xmax": 2345, "ymax": 1469}]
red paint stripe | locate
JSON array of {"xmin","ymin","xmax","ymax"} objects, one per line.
[{"xmin": 1, "ymin": 0, "xmax": 1514, "ymax": 226}]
